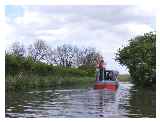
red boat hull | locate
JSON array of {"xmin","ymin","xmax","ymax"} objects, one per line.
[{"xmin": 95, "ymin": 82, "xmax": 118, "ymax": 91}]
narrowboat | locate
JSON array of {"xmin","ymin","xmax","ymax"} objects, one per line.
[{"xmin": 95, "ymin": 70, "xmax": 119, "ymax": 91}]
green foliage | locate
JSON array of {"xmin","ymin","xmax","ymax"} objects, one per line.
[
  {"xmin": 5, "ymin": 54, "xmax": 95, "ymax": 91},
  {"xmin": 6, "ymin": 74, "xmax": 95, "ymax": 91},
  {"xmin": 6, "ymin": 54, "xmax": 91, "ymax": 77},
  {"xmin": 78, "ymin": 64, "xmax": 96, "ymax": 77},
  {"xmin": 116, "ymin": 32, "xmax": 156, "ymax": 87},
  {"xmin": 5, "ymin": 40, "xmax": 101, "ymax": 91},
  {"xmin": 5, "ymin": 54, "xmax": 24, "ymax": 75}
]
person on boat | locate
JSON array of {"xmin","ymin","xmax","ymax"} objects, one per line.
[
  {"xmin": 96, "ymin": 57, "xmax": 100, "ymax": 81},
  {"xmin": 96, "ymin": 55, "xmax": 104, "ymax": 81},
  {"xmin": 108, "ymin": 70, "xmax": 119, "ymax": 81},
  {"xmin": 108, "ymin": 71, "xmax": 113, "ymax": 80},
  {"xmin": 99, "ymin": 59, "xmax": 105, "ymax": 81}
]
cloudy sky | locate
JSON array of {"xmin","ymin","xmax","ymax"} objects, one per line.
[{"xmin": 5, "ymin": 5, "xmax": 156, "ymax": 74}]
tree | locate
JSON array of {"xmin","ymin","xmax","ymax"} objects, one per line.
[
  {"xmin": 115, "ymin": 32, "xmax": 156, "ymax": 87},
  {"xmin": 80, "ymin": 47, "xmax": 101, "ymax": 66},
  {"xmin": 9, "ymin": 41, "xmax": 26, "ymax": 57},
  {"xmin": 53, "ymin": 44, "xmax": 102, "ymax": 68},
  {"xmin": 28, "ymin": 40, "xmax": 50, "ymax": 62},
  {"xmin": 45, "ymin": 48, "xmax": 58, "ymax": 65},
  {"xmin": 55, "ymin": 44, "xmax": 75, "ymax": 67}
]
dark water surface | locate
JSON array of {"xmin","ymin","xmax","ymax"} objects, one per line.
[{"xmin": 5, "ymin": 82, "xmax": 156, "ymax": 118}]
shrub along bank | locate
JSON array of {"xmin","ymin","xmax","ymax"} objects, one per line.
[{"xmin": 5, "ymin": 54, "xmax": 95, "ymax": 91}]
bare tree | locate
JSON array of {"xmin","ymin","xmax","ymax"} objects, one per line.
[
  {"xmin": 45, "ymin": 48, "xmax": 59, "ymax": 65},
  {"xmin": 6, "ymin": 40, "xmax": 103, "ymax": 68},
  {"xmin": 28, "ymin": 40, "xmax": 49, "ymax": 62},
  {"xmin": 79, "ymin": 47, "xmax": 102, "ymax": 66},
  {"xmin": 55, "ymin": 44, "xmax": 75, "ymax": 67},
  {"xmin": 9, "ymin": 41, "xmax": 26, "ymax": 57},
  {"xmin": 71, "ymin": 46, "xmax": 81, "ymax": 67},
  {"xmin": 54, "ymin": 44, "xmax": 102, "ymax": 67}
]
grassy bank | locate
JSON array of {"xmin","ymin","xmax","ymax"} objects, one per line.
[
  {"xmin": 5, "ymin": 54, "xmax": 96, "ymax": 91},
  {"xmin": 117, "ymin": 74, "xmax": 131, "ymax": 82},
  {"xmin": 6, "ymin": 74, "xmax": 95, "ymax": 91}
]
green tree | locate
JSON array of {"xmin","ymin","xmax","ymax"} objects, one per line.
[{"xmin": 115, "ymin": 32, "xmax": 156, "ymax": 87}]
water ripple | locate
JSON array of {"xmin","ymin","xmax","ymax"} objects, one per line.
[{"xmin": 6, "ymin": 82, "xmax": 155, "ymax": 118}]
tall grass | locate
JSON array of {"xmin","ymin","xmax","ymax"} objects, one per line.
[{"xmin": 6, "ymin": 73, "xmax": 95, "ymax": 91}]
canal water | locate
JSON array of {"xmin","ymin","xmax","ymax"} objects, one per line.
[{"xmin": 5, "ymin": 82, "xmax": 156, "ymax": 118}]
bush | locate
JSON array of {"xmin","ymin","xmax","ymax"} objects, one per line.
[
  {"xmin": 5, "ymin": 54, "xmax": 93, "ymax": 80},
  {"xmin": 78, "ymin": 64, "xmax": 95, "ymax": 77},
  {"xmin": 5, "ymin": 54, "xmax": 96, "ymax": 91},
  {"xmin": 5, "ymin": 54, "xmax": 24, "ymax": 75},
  {"xmin": 116, "ymin": 32, "xmax": 156, "ymax": 87}
]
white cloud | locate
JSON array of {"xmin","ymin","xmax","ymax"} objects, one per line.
[
  {"xmin": 5, "ymin": 5, "xmax": 156, "ymax": 74},
  {"xmin": 114, "ymin": 22, "xmax": 154, "ymax": 37},
  {"xmin": 126, "ymin": 23, "xmax": 154, "ymax": 34}
]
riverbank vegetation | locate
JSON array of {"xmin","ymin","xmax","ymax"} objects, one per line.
[
  {"xmin": 116, "ymin": 32, "xmax": 156, "ymax": 88},
  {"xmin": 6, "ymin": 40, "xmax": 101, "ymax": 91},
  {"xmin": 117, "ymin": 74, "xmax": 131, "ymax": 82}
]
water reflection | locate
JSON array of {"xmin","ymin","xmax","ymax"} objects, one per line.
[
  {"xmin": 97, "ymin": 91, "xmax": 116, "ymax": 117},
  {"xmin": 5, "ymin": 82, "xmax": 156, "ymax": 118},
  {"xmin": 126, "ymin": 86, "xmax": 156, "ymax": 117}
]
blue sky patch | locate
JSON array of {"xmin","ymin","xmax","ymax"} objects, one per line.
[{"xmin": 5, "ymin": 5, "xmax": 24, "ymax": 18}]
